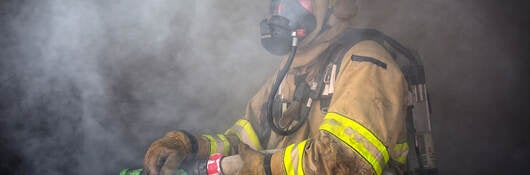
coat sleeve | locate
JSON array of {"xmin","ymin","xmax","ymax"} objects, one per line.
[{"xmin": 268, "ymin": 40, "xmax": 409, "ymax": 175}]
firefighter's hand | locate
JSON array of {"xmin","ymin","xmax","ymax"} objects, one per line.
[
  {"xmin": 143, "ymin": 131, "xmax": 193, "ymax": 175},
  {"xmin": 237, "ymin": 143, "xmax": 266, "ymax": 175}
]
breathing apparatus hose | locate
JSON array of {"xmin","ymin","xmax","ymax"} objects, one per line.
[{"xmin": 266, "ymin": 32, "xmax": 307, "ymax": 136}]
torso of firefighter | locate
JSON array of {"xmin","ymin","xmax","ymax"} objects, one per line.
[{"xmin": 203, "ymin": 38, "xmax": 410, "ymax": 175}]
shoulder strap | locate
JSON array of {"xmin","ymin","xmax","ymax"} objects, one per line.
[
  {"xmin": 316, "ymin": 28, "xmax": 388, "ymax": 112},
  {"xmin": 327, "ymin": 28, "xmax": 426, "ymax": 87}
]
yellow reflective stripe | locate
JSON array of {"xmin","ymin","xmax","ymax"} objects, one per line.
[
  {"xmin": 225, "ymin": 119, "xmax": 263, "ymax": 150},
  {"xmin": 325, "ymin": 113, "xmax": 389, "ymax": 162},
  {"xmin": 283, "ymin": 140, "xmax": 307, "ymax": 175},
  {"xmin": 217, "ymin": 134, "xmax": 230, "ymax": 155},
  {"xmin": 203, "ymin": 135, "xmax": 217, "ymax": 155},
  {"xmin": 296, "ymin": 140, "xmax": 307, "ymax": 175},
  {"xmin": 236, "ymin": 119, "xmax": 262, "ymax": 150},
  {"xmin": 393, "ymin": 142, "xmax": 409, "ymax": 164},
  {"xmin": 284, "ymin": 143, "xmax": 295, "ymax": 175},
  {"xmin": 319, "ymin": 112, "xmax": 389, "ymax": 175}
]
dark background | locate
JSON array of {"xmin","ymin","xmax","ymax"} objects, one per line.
[{"xmin": 1, "ymin": 0, "xmax": 529, "ymax": 174}]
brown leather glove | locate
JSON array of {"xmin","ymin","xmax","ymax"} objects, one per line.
[
  {"xmin": 237, "ymin": 143, "xmax": 269, "ymax": 175},
  {"xmin": 143, "ymin": 131, "xmax": 198, "ymax": 175}
]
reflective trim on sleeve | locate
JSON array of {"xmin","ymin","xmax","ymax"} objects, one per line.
[
  {"xmin": 217, "ymin": 134, "xmax": 230, "ymax": 155},
  {"xmin": 319, "ymin": 112, "xmax": 389, "ymax": 175},
  {"xmin": 225, "ymin": 119, "xmax": 263, "ymax": 150},
  {"xmin": 393, "ymin": 142, "xmax": 409, "ymax": 164},
  {"xmin": 203, "ymin": 134, "xmax": 231, "ymax": 155},
  {"xmin": 203, "ymin": 135, "xmax": 218, "ymax": 155},
  {"xmin": 283, "ymin": 140, "xmax": 308, "ymax": 175}
]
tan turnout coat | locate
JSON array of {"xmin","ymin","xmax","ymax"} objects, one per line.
[{"xmin": 200, "ymin": 1, "xmax": 409, "ymax": 174}]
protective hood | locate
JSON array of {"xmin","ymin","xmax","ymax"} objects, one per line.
[
  {"xmin": 299, "ymin": 0, "xmax": 358, "ymax": 51},
  {"xmin": 288, "ymin": 0, "xmax": 358, "ymax": 67}
]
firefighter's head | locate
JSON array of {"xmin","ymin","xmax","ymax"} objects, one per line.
[{"xmin": 260, "ymin": 0, "xmax": 358, "ymax": 56}]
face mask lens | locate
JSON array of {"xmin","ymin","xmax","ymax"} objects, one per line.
[{"xmin": 297, "ymin": 0, "xmax": 313, "ymax": 13}]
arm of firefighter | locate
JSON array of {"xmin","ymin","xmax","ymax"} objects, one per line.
[
  {"xmin": 174, "ymin": 107, "xmax": 264, "ymax": 158},
  {"xmin": 201, "ymin": 75, "xmax": 275, "ymax": 156},
  {"xmin": 263, "ymin": 40, "xmax": 408, "ymax": 175},
  {"xmin": 200, "ymin": 118, "xmax": 263, "ymax": 157}
]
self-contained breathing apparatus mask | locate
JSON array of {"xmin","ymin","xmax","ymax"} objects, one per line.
[{"xmin": 260, "ymin": 0, "xmax": 316, "ymax": 56}]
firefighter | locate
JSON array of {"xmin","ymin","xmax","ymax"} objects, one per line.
[{"xmin": 143, "ymin": 0, "xmax": 410, "ymax": 174}]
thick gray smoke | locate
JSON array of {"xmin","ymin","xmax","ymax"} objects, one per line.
[
  {"xmin": 1, "ymin": 0, "xmax": 529, "ymax": 174},
  {"xmin": 1, "ymin": 0, "xmax": 270, "ymax": 174}
]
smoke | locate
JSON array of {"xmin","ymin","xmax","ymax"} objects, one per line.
[
  {"xmin": 1, "ymin": 0, "xmax": 270, "ymax": 174},
  {"xmin": 1, "ymin": 0, "xmax": 529, "ymax": 174}
]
